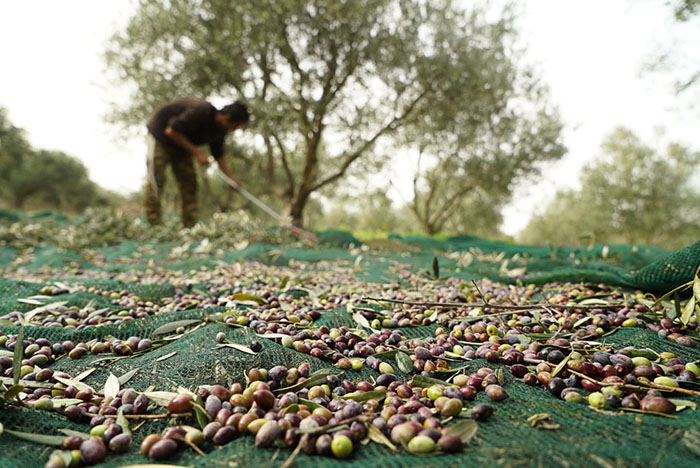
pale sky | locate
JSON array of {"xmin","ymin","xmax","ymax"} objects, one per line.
[{"xmin": 0, "ymin": 1, "xmax": 698, "ymax": 236}]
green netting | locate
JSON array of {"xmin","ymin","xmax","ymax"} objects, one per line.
[{"xmin": 1, "ymin": 228, "xmax": 700, "ymax": 468}]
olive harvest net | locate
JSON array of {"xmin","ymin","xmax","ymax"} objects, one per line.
[{"xmin": 1, "ymin": 214, "xmax": 700, "ymax": 468}]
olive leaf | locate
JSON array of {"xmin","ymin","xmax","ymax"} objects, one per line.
[
  {"xmin": 368, "ymin": 424, "xmax": 398, "ymax": 451},
  {"xmin": 395, "ymin": 351, "xmax": 413, "ymax": 374},
  {"xmin": 104, "ymin": 373, "xmax": 120, "ymax": 400},
  {"xmin": 274, "ymin": 369, "xmax": 338, "ymax": 395},
  {"xmin": 551, "ymin": 352, "xmax": 572, "ymax": 378},
  {"xmin": 73, "ymin": 368, "xmax": 96, "ymax": 382},
  {"xmin": 191, "ymin": 402, "xmax": 211, "ymax": 429},
  {"xmin": 143, "ymin": 391, "xmax": 180, "ymax": 407},
  {"xmin": 283, "ymin": 403, "xmax": 299, "ymax": 415},
  {"xmin": 411, "ymin": 374, "xmax": 450, "ymax": 388},
  {"xmin": 352, "ymin": 312, "xmax": 372, "ymax": 330},
  {"xmin": 231, "ymin": 293, "xmax": 267, "ymax": 305},
  {"xmin": 50, "ymin": 398, "xmax": 83, "ymax": 408},
  {"xmin": 432, "ymin": 256, "xmax": 440, "ymax": 280},
  {"xmin": 59, "ymin": 429, "xmax": 91, "ymax": 439},
  {"xmin": 278, "ymin": 276, "xmax": 290, "ymax": 290},
  {"xmin": 117, "ymin": 408, "xmax": 132, "ymax": 435},
  {"xmin": 152, "ymin": 319, "xmax": 203, "ymax": 336},
  {"xmin": 156, "ymin": 351, "xmax": 178, "ymax": 362},
  {"xmin": 4, "ymin": 429, "xmax": 66, "ymax": 446},
  {"xmin": 118, "ymin": 368, "xmax": 139, "ymax": 386},
  {"xmin": 53, "ymin": 376, "xmax": 95, "ymax": 394},
  {"xmin": 681, "ymin": 295, "xmax": 695, "ymax": 326},
  {"xmin": 668, "ymin": 399, "xmax": 697, "ymax": 412},
  {"xmin": 298, "ymin": 398, "xmax": 323, "ymax": 411},
  {"xmin": 216, "ymin": 343, "xmax": 255, "ymax": 355},
  {"xmin": 341, "ymin": 389, "xmax": 386, "ymax": 403},
  {"xmin": 445, "ymin": 419, "xmax": 478, "ymax": 444},
  {"xmin": 4, "ymin": 384, "xmax": 24, "ymax": 401},
  {"xmin": 12, "ymin": 326, "xmax": 24, "ymax": 386}
]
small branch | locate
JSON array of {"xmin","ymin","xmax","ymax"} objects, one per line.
[
  {"xmin": 280, "ymin": 433, "xmax": 308, "ymax": 468},
  {"xmin": 103, "ymin": 411, "xmax": 193, "ymax": 420},
  {"xmin": 361, "ymin": 296, "xmax": 625, "ymax": 311}
]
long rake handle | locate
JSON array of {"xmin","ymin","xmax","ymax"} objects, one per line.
[{"xmin": 212, "ymin": 163, "xmax": 317, "ymax": 242}]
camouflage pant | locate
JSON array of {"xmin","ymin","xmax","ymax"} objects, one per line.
[{"xmin": 144, "ymin": 136, "xmax": 199, "ymax": 227}]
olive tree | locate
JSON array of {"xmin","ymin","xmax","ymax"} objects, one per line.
[{"xmin": 106, "ymin": 0, "xmax": 564, "ymax": 227}]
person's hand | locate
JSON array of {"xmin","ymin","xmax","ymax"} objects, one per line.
[{"xmin": 194, "ymin": 149, "xmax": 209, "ymax": 166}]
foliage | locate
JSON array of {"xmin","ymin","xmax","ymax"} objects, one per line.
[
  {"xmin": 0, "ymin": 208, "xmax": 304, "ymax": 251},
  {"xmin": 519, "ymin": 127, "xmax": 700, "ymax": 249},
  {"xmin": 0, "ymin": 108, "xmax": 117, "ymax": 213},
  {"xmin": 105, "ymin": 0, "xmax": 564, "ymax": 230}
]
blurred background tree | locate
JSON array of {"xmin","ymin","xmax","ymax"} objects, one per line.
[
  {"xmin": 519, "ymin": 127, "xmax": 700, "ymax": 249},
  {"xmin": 105, "ymin": 0, "xmax": 564, "ymax": 231}
]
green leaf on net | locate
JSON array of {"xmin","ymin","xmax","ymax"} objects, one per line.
[
  {"xmin": 5, "ymin": 429, "xmax": 66, "ymax": 446},
  {"xmin": 681, "ymin": 296, "xmax": 695, "ymax": 326},
  {"xmin": 395, "ymin": 351, "xmax": 413, "ymax": 374},
  {"xmin": 445, "ymin": 419, "xmax": 478, "ymax": 444},
  {"xmin": 152, "ymin": 319, "xmax": 203, "ymax": 336}
]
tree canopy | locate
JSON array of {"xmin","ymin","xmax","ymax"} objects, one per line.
[
  {"xmin": 106, "ymin": 0, "xmax": 564, "ymax": 230},
  {"xmin": 519, "ymin": 127, "xmax": 700, "ymax": 249}
]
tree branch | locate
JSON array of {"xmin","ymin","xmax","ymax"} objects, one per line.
[{"xmin": 309, "ymin": 92, "xmax": 426, "ymax": 192}]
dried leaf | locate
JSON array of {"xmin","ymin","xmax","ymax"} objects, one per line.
[
  {"xmin": 352, "ymin": 312, "xmax": 372, "ymax": 330},
  {"xmin": 118, "ymin": 368, "xmax": 139, "ymax": 386},
  {"xmin": 50, "ymin": 398, "xmax": 83, "ymax": 408},
  {"xmin": 395, "ymin": 351, "xmax": 413, "ymax": 374},
  {"xmin": 216, "ymin": 343, "xmax": 255, "ymax": 355},
  {"xmin": 53, "ymin": 376, "xmax": 95, "ymax": 394},
  {"xmin": 669, "ymin": 399, "xmax": 697, "ymax": 412},
  {"xmin": 368, "ymin": 424, "xmax": 398, "ymax": 451},
  {"xmin": 73, "ymin": 368, "xmax": 96, "ymax": 382},
  {"xmin": 152, "ymin": 319, "xmax": 203, "ymax": 336},
  {"xmin": 17, "ymin": 298, "xmax": 44, "ymax": 305},
  {"xmin": 445, "ymin": 419, "xmax": 478, "ymax": 444},
  {"xmin": 24, "ymin": 301, "xmax": 68, "ymax": 322},
  {"xmin": 156, "ymin": 351, "xmax": 178, "ymax": 362},
  {"xmin": 143, "ymin": 391, "xmax": 179, "ymax": 407},
  {"xmin": 104, "ymin": 373, "xmax": 120, "ymax": 400}
]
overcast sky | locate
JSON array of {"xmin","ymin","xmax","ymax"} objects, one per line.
[{"xmin": 1, "ymin": 1, "xmax": 697, "ymax": 236}]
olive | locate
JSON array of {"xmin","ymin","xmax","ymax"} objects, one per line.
[
  {"xmin": 641, "ymin": 396, "xmax": 676, "ymax": 414},
  {"xmin": 108, "ymin": 433, "xmax": 131, "ymax": 453},
  {"xmin": 391, "ymin": 422, "xmax": 416, "ymax": 445},
  {"xmin": 205, "ymin": 394, "xmax": 223, "ymax": 418},
  {"xmin": 102, "ymin": 423, "xmax": 122, "ymax": 444},
  {"xmin": 547, "ymin": 378, "xmax": 566, "ymax": 398},
  {"xmin": 213, "ymin": 425, "xmax": 239, "ymax": 445},
  {"xmin": 250, "ymin": 340, "xmax": 263, "ymax": 352},
  {"xmin": 438, "ymin": 433, "xmax": 463, "ymax": 453},
  {"xmin": 203, "ymin": 422, "xmax": 222, "ymax": 440},
  {"xmin": 331, "ymin": 434, "xmax": 353, "ymax": 459},
  {"xmin": 485, "ymin": 385, "xmax": 508, "ymax": 402},
  {"xmin": 133, "ymin": 394, "xmax": 149, "ymax": 414},
  {"xmin": 470, "ymin": 403, "xmax": 494, "ymax": 421},
  {"xmin": 316, "ymin": 433, "xmax": 333, "ymax": 456},
  {"xmin": 167, "ymin": 394, "xmax": 193, "ymax": 413},
  {"xmin": 255, "ymin": 420, "xmax": 281, "ymax": 447},
  {"xmin": 140, "ymin": 433, "xmax": 162, "ymax": 455},
  {"xmin": 440, "ymin": 398, "xmax": 463, "ymax": 417},
  {"xmin": 253, "ymin": 389, "xmax": 275, "ymax": 410},
  {"xmin": 408, "ymin": 434, "xmax": 436, "ymax": 453},
  {"xmin": 80, "ymin": 437, "xmax": 107, "ymax": 466},
  {"xmin": 149, "ymin": 438, "xmax": 179, "ymax": 460}
]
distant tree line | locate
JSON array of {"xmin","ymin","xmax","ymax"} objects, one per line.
[{"xmin": 0, "ymin": 108, "xmax": 119, "ymax": 214}]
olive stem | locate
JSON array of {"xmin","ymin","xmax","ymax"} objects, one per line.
[
  {"xmin": 362, "ymin": 296, "xmax": 624, "ymax": 311},
  {"xmin": 280, "ymin": 433, "xmax": 308, "ymax": 468},
  {"xmin": 103, "ymin": 411, "xmax": 193, "ymax": 420},
  {"xmin": 567, "ymin": 369, "xmax": 700, "ymax": 396}
]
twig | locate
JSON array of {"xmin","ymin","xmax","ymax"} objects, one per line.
[
  {"xmin": 280, "ymin": 433, "xmax": 308, "ymax": 468},
  {"xmin": 361, "ymin": 296, "xmax": 624, "ymax": 311},
  {"xmin": 103, "ymin": 411, "xmax": 193, "ymax": 420},
  {"xmin": 567, "ymin": 369, "xmax": 700, "ymax": 396}
]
